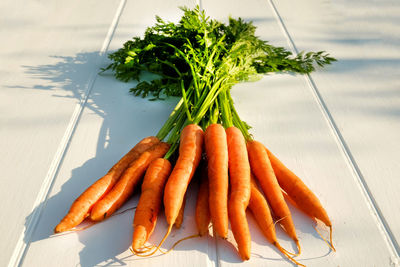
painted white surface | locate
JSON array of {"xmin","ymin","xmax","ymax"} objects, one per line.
[
  {"xmin": 0, "ymin": 0, "xmax": 121, "ymax": 266},
  {"xmin": 2, "ymin": 0, "xmax": 400, "ymax": 266},
  {"xmin": 269, "ymin": 0, "xmax": 400, "ymax": 254}
]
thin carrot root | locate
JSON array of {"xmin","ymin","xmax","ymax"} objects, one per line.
[
  {"xmin": 131, "ymin": 244, "xmax": 156, "ymax": 254},
  {"xmin": 279, "ymin": 245, "xmax": 297, "ymax": 257},
  {"xmin": 272, "ymin": 216, "xmax": 301, "ymax": 256},
  {"xmin": 273, "ymin": 216, "xmax": 287, "ymax": 227},
  {"xmin": 274, "ymin": 242, "xmax": 306, "ymax": 267},
  {"xmin": 329, "ymin": 226, "xmax": 335, "ymax": 251},
  {"xmin": 314, "ymin": 225, "xmax": 336, "ymax": 252},
  {"xmin": 132, "ymin": 233, "xmax": 200, "ymax": 256},
  {"xmin": 294, "ymin": 240, "xmax": 302, "ymax": 256},
  {"xmin": 133, "ymin": 225, "xmax": 173, "ymax": 257},
  {"xmin": 159, "ymin": 234, "xmax": 200, "ymax": 255}
]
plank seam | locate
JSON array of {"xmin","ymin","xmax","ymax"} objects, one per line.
[
  {"xmin": 6, "ymin": 0, "xmax": 127, "ymax": 266},
  {"xmin": 266, "ymin": 0, "xmax": 400, "ymax": 261}
]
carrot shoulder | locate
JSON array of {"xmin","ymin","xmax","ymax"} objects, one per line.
[
  {"xmin": 247, "ymin": 140, "xmax": 300, "ymax": 250},
  {"xmin": 54, "ymin": 136, "xmax": 159, "ymax": 233},
  {"xmin": 226, "ymin": 126, "xmax": 251, "ymax": 261},
  {"xmin": 132, "ymin": 158, "xmax": 172, "ymax": 252},
  {"xmin": 90, "ymin": 142, "xmax": 170, "ymax": 221},
  {"xmin": 163, "ymin": 124, "xmax": 204, "ymax": 226},
  {"xmin": 205, "ymin": 123, "xmax": 229, "ymax": 239}
]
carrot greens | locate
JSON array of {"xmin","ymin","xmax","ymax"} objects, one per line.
[{"xmin": 102, "ymin": 6, "xmax": 335, "ymax": 153}]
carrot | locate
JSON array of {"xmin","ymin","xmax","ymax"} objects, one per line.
[
  {"xmin": 90, "ymin": 142, "xmax": 170, "ymax": 221},
  {"xmin": 154, "ymin": 162, "xmax": 210, "ymax": 255},
  {"xmin": 174, "ymin": 194, "xmax": 186, "ymax": 229},
  {"xmin": 226, "ymin": 126, "xmax": 251, "ymax": 261},
  {"xmin": 249, "ymin": 175, "xmax": 305, "ymax": 266},
  {"xmin": 153, "ymin": 161, "xmax": 210, "ymax": 255},
  {"xmin": 164, "ymin": 124, "xmax": 204, "ymax": 226},
  {"xmin": 132, "ymin": 158, "xmax": 172, "ymax": 252},
  {"xmin": 54, "ymin": 136, "xmax": 159, "ymax": 233},
  {"xmin": 205, "ymin": 123, "xmax": 229, "ymax": 238},
  {"xmin": 195, "ymin": 163, "xmax": 210, "ymax": 236},
  {"xmin": 141, "ymin": 124, "xmax": 204, "ymax": 255},
  {"xmin": 247, "ymin": 140, "xmax": 300, "ymax": 253},
  {"xmin": 248, "ymin": 175, "xmax": 277, "ymax": 244},
  {"xmin": 265, "ymin": 147, "xmax": 334, "ymax": 250}
]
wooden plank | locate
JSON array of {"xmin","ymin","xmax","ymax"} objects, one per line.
[
  {"xmin": 269, "ymin": 0, "xmax": 400, "ymax": 256},
  {"xmin": 20, "ymin": 1, "xmax": 217, "ymax": 267},
  {"xmin": 202, "ymin": 0, "xmax": 398, "ymax": 266},
  {"xmin": 0, "ymin": 1, "xmax": 122, "ymax": 266}
]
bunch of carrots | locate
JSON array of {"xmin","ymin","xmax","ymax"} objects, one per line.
[{"xmin": 54, "ymin": 6, "xmax": 336, "ymax": 265}]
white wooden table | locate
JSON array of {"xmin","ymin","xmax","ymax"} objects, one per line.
[{"xmin": 1, "ymin": 0, "xmax": 400, "ymax": 266}]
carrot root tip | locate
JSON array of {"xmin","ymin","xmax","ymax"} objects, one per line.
[
  {"xmin": 295, "ymin": 240, "xmax": 302, "ymax": 256},
  {"xmin": 133, "ymin": 225, "xmax": 173, "ymax": 257},
  {"xmin": 160, "ymin": 234, "xmax": 200, "ymax": 255},
  {"xmin": 314, "ymin": 224, "xmax": 335, "ymax": 252},
  {"xmin": 275, "ymin": 242, "xmax": 306, "ymax": 267}
]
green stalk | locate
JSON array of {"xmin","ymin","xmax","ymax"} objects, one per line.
[
  {"xmin": 227, "ymin": 90, "xmax": 252, "ymax": 140},
  {"xmin": 156, "ymin": 90, "xmax": 194, "ymax": 140},
  {"xmin": 192, "ymin": 77, "xmax": 226, "ymax": 124},
  {"xmin": 181, "ymin": 80, "xmax": 193, "ymax": 123},
  {"xmin": 162, "ymin": 76, "xmax": 226, "ymax": 158},
  {"xmin": 164, "ymin": 112, "xmax": 188, "ymax": 159},
  {"xmin": 218, "ymin": 89, "xmax": 233, "ymax": 128},
  {"xmin": 210, "ymin": 100, "xmax": 219, "ymax": 125},
  {"xmin": 156, "ymin": 99, "xmax": 184, "ymax": 140}
]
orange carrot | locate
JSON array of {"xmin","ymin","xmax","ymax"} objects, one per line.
[
  {"xmin": 133, "ymin": 125, "xmax": 204, "ymax": 257},
  {"xmin": 156, "ymin": 163, "xmax": 210, "ymax": 254},
  {"xmin": 226, "ymin": 126, "xmax": 251, "ymax": 261},
  {"xmin": 205, "ymin": 123, "xmax": 229, "ymax": 238},
  {"xmin": 137, "ymin": 123, "xmax": 205, "ymax": 255},
  {"xmin": 196, "ymin": 164, "xmax": 210, "ymax": 236},
  {"xmin": 249, "ymin": 175, "xmax": 305, "ymax": 266},
  {"xmin": 54, "ymin": 136, "xmax": 159, "ymax": 233},
  {"xmin": 247, "ymin": 140, "xmax": 300, "ymax": 252},
  {"xmin": 265, "ymin": 146, "xmax": 334, "ymax": 249},
  {"xmin": 164, "ymin": 124, "xmax": 204, "ymax": 226},
  {"xmin": 248, "ymin": 175, "xmax": 277, "ymax": 244},
  {"xmin": 90, "ymin": 142, "xmax": 170, "ymax": 221},
  {"xmin": 132, "ymin": 158, "xmax": 172, "ymax": 252},
  {"xmin": 174, "ymin": 194, "xmax": 186, "ymax": 229}
]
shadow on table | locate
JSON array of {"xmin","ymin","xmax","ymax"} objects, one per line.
[{"xmin": 18, "ymin": 51, "xmax": 176, "ymax": 266}]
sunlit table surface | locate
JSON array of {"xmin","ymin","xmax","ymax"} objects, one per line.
[{"xmin": 1, "ymin": 0, "xmax": 400, "ymax": 266}]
